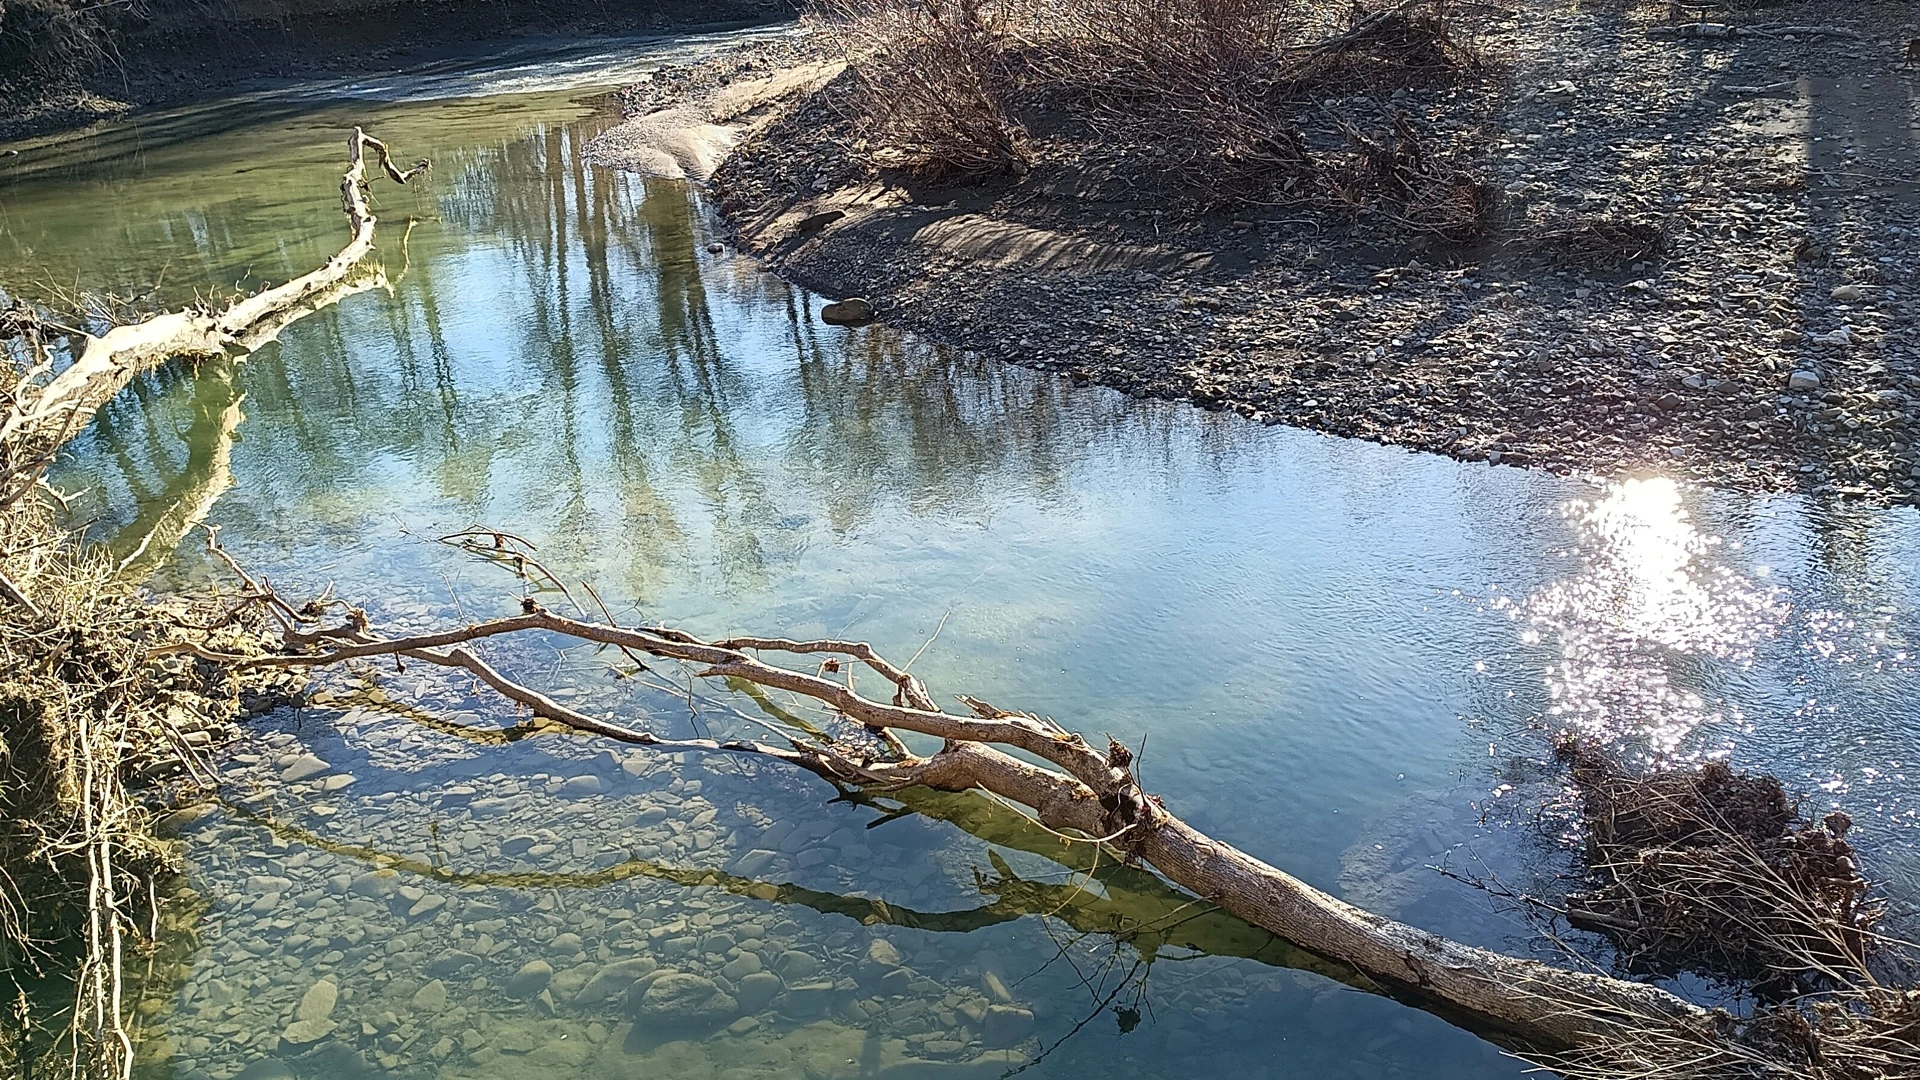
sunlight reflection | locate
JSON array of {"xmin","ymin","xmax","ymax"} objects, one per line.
[{"xmin": 1497, "ymin": 478, "xmax": 1790, "ymax": 760}]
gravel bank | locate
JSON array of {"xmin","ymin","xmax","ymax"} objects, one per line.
[{"xmin": 689, "ymin": 1, "xmax": 1920, "ymax": 505}]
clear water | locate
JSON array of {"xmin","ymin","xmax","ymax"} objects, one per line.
[{"xmin": 4, "ymin": 32, "xmax": 1919, "ymax": 1080}]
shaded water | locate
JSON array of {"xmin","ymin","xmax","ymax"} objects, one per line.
[{"xmin": 4, "ymin": 33, "xmax": 1920, "ymax": 1080}]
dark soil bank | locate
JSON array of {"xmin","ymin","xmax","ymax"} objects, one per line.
[
  {"xmin": 705, "ymin": 1, "xmax": 1920, "ymax": 505},
  {"xmin": 0, "ymin": 0, "xmax": 796, "ymax": 140}
]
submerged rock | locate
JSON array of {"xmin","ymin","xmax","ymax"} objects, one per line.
[
  {"xmin": 736, "ymin": 971, "xmax": 783, "ymax": 1012},
  {"xmin": 983, "ymin": 1004, "xmax": 1035, "ymax": 1047},
  {"xmin": 232, "ymin": 1058, "xmax": 296, "ymax": 1080},
  {"xmin": 630, "ymin": 971, "xmax": 739, "ymax": 1026},
  {"xmin": 295, "ymin": 979, "xmax": 337, "ymax": 1023},
  {"xmin": 281, "ymin": 754, "xmax": 330, "ymax": 782},
  {"xmin": 577, "ymin": 957, "xmax": 659, "ymax": 1003},
  {"xmin": 506, "ymin": 959, "xmax": 554, "ymax": 999},
  {"xmin": 411, "ymin": 979, "xmax": 449, "ymax": 1012}
]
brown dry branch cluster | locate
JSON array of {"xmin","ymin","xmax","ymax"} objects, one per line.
[
  {"xmin": 1557, "ymin": 738, "xmax": 1880, "ymax": 993},
  {"xmin": 1551, "ymin": 739, "xmax": 1919, "ymax": 1080},
  {"xmin": 815, "ymin": 0, "xmax": 1497, "ymax": 235}
]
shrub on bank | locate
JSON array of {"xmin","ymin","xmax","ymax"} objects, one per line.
[{"xmin": 814, "ymin": 0, "xmax": 1495, "ymax": 237}]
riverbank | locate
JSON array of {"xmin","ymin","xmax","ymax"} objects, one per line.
[
  {"xmin": 664, "ymin": 1, "xmax": 1920, "ymax": 504},
  {"xmin": 0, "ymin": 0, "xmax": 795, "ymax": 142}
]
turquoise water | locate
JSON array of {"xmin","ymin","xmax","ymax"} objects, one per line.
[{"xmin": 4, "ymin": 32, "xmax": 1918, "ymax": 1080}]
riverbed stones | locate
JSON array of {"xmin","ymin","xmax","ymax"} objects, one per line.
[
  {"xmin": 278, "ymin": 1017, "xmax": 335, "ymax": 1046},
  {"xmin": 295, "ymin": 979, "xmax": 337, "ymax": 1023},
  {"xmin": 721, "ymin": 952, "xmax": 762, "ymax": 980},
  {"xmin": 233, "ymin": 1058, "xmax": 296, "ymax": 1080},
  {"xmin": 983, "ymin": 1005, "xmax": 1036, "ymax": 1047},
  {"xmin": 411, "ymin": 979, "xmax": 449, "ymax": 1012},
  {"xmin": 781, "ymin": 980, "xmax": 835, "ymax": 1017},
  {"xmin": 559, "ymin": 774, "xmax": 604, "ymax": 798},
  {"xmin": 348, "ymin": 870, "xmax": 398, "ymax": 899},
  {"xmin": 774, "ymin": 949, "xmax": 821, "ymax": 980},
  {"xmin": 507, "ymin": 959, "xmax": 554, "ymax": 999},
  {"xmin": 630, "ymin": 971, "xmax": 738, "ymax": 1026},
  {"xmin": 281, "ymin": 755, "xmax": 330, "ymax": 782},
  {"xmin": 736, "ymin": 971, "xmax": 783, "ymax": 1011},
  {"xmin": 428, "ymin": 950, "xmax": 481, "ymax": 977},
  {"xmin": 578, "ymin": 957, "xmax": 660, "ymax": 1003}
]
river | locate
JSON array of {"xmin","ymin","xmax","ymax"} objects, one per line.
[{"xmin": 2, "ymin": 26, "xmax": 1917, "ymax": 1080}]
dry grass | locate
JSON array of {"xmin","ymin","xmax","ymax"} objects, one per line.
[{"xmin": 821, "ymin": 0, "xmax": 1032, "ymax": 176}]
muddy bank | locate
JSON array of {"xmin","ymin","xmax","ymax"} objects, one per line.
[
  {"xmin": 0, "ymin": 0, "xmax": 796, "ymax": 142},
  {"xmin": 684, "ymin": 1, "xmax": 1920, "ymax": 505}
]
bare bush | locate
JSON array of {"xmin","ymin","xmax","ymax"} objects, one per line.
[
  {"xmin": 0, "ymin": 0, "xmax": 124, "ymax": 93},
  {"xmin": 816, "ymin": 0, "xmax": 1032, "ymax": 177},
  {"xmin": 812, "ymin": 0, "xmax": 1490, "ymax": 228}
]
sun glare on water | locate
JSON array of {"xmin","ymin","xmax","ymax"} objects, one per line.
[{"xmin": 1496, "ymin": 477, "xmax": 1789, "ymax": 760}]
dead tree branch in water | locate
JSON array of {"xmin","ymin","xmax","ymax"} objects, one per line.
[
  {"xmin": 0, "ymin": 128, "xmax": 425, "ymax": 479},
  {"xmin": 191, "ymin": 548, "xmax": 1743, "ymax": 1073}
]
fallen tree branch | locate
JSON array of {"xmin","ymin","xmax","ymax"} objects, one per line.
[
  {"xmin": 225, "ymin": 570, "xmax": 1725, "ymax": 1063},
  {"xmin": 0, "ymin": 129, "xmax": 424, "ymax": 468}
]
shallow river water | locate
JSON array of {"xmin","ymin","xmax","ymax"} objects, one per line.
[{"xmin": 4, "ymin": 29, "xmax": 1920, "ymax": 1080}]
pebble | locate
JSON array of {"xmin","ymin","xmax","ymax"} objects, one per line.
[
  {"xmin": 983, "ymin": 1004, "xmax": 1036, "ymax": 1047},
  {"xmin": 1788, "ymin": 370, "xmax": 1822, "ymax": 392},
  {"xmin": 295, "ymin": 979, "xmax": 337, "ymax": 1022}
]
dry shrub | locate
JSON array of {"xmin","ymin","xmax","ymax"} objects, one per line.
[
  {"xmin": 1327, "ymin": 111, "xmax": 1497, "ymax": 242},
  {"xmin": 1035, "ymin": 0, "xmax": 1317, "ymax": 200},
  {"xmin": 1519, "ymin": 211, "xmax": 1669, "ymax": 266},
  {"xmin": 817, "ymin": 0, "xmax": 1032, "ymax": 177},
  {"xmin": 1545, "ymin": 740, "xmax": 1920, "ymax": 1080},
  {"xmin": 813, "ymin": 0, "xmax": 1489, "ymax": 229},
  {"xmin": 1300, "ymin": 0, "xmax": 1480, "ymax": 83},
  {"xmin": 1556, "ymin": 738, "xmax": 1881, "ymax": 997},
  {"xmin": 0, "ymin": 0, "xmax": 121, "ymax": 93},
  {"xmin": 2, "ymin": 307, "xmax": 297, "ymax": 1078}
]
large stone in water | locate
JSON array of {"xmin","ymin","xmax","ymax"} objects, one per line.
[
  {"xmin": 736, "ymin": 971, "xmax": 782, "ymax": 1012},
  {"xmin": 630, "ymin": 971, "xmax": 738, "ymax": 1026},
  {"xmin": 721, "ymin": 952, "xmax": 762, "ymax": 981},
  {"xmin": 506, "ymin": 959, "xmax": 553, "ymax": 1000},
  {"xmin": 859, "ymin": 939, "xmax": 902, "ymax": 983},
  {"xmin": 577, "ymin": 957, "xmax": 659, "ymax": 1004},
  {"xmin": 820, "ymin": 297, "xmax": 875, "ymax": 325},
  {"xmin": 348, "ymin": 871, "xmax": 397, "ymax": 899},
  {"xmin": 780, "ymin": 980, "xmax": 835, "ymax": 1018},
  {"xmin": 411, "ymin": 979, "xmax": 449, "ymax": 1012},
  {"xmin": 559, "ymin": 774, "xmax": 604, "ymax": 798},
  {"xmin": 233, "ymin": 1058, "xmax": 296, "ymax": 1080},
  {"xmin": 983, "ymin": 1004, "xmax": 1035, "ymax": 1047},
  {"xmin": 278, "ymin": 1017, "xmax": 334, "ymax": 1046},
  {"xmin": 773, "ymin": 949, "xmax": 820, "ymax": 980},
  {"xmin": 281, "ymin": 754, "xmax": 330, "ymax": 782},
  {"xmin": 295, "ymin": 979, "xmax": 337, "ymax": 1022},
  {"xmin": 426, "ymin": 950, "xmax": 481, "ymax": 977}
]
